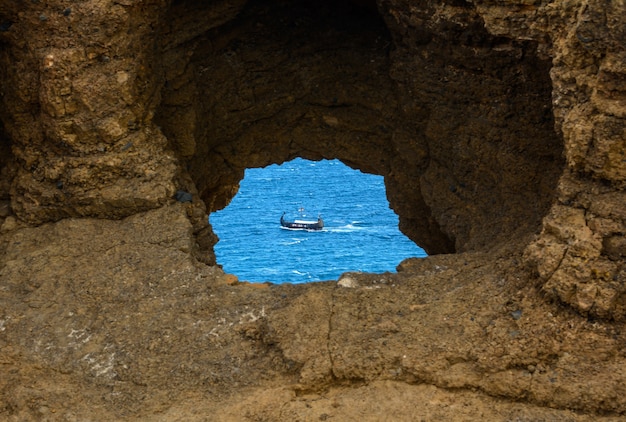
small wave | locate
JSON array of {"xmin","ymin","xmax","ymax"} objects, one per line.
[
  {"xmin": 327, "ymin": 224, "xmax": 365, "ymax": 233},
  {"xmin": 282, "ymin": 239, "xmax": 302, "ymax": 245},
  {"xmin": 258, "ymin": 268, "xmax": 281, "ymax": 275}
]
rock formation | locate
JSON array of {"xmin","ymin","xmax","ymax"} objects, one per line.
[{"xmin": 0, "ymin": 0, "xmax": 624, "ymax": 419}]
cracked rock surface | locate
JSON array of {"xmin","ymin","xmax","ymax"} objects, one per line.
[{"xmin": 1, "ymin": 205, "xmax": 625, "ymax": 419}]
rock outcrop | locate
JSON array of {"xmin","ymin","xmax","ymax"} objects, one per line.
[{"xmin": 0, "ymin": 0, "xmax": 624, "ymax": 419}]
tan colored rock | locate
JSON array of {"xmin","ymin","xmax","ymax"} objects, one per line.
[
  {"xmin": 337, "ymin": 275, "xmax": 359, "ymax": 288},
  {"xmin": 0, "ymin": 0, "xmax": 624, "ymax": 419}
]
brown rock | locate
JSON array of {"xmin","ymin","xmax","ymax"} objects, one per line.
[{"xmin": 0, "ymin": 0, "xmax": 624, "ymax": 419}]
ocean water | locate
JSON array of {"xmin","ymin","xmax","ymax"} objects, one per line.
[{"xmin": 210, "ymin": 158, "xmax": 427, "ymax": 283}]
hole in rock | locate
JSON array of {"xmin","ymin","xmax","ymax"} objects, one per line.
[
  {"xmin": 210, "ymin": 158, "xmax": 427, "ymax": 283},
  {"xmin": 162, "ymin": 0, "xmax": 564, "ymax": 262}
]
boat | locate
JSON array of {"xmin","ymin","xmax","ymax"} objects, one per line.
[{"xmin": 280, "ymin": 211, "xmax": 324, "ymax": 231}]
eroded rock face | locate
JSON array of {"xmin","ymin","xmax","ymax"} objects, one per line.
[
  {"xmin": 0, "ymin": 0, "xmax": 625, "ymax": 419},
  {"xmin": 162, "ymin": 0, "xmax": 563, "ymax": 255},
  {"xmin": 0, "ymin": 0, "xmax": 178, "ymax": 224},
  {"xmin": 382, "ymin": 0, "xmax": 563, "ymax": 253},
  {"xmin": 509, "ymin": 0, "xmax": 626, "ymax": 320}
]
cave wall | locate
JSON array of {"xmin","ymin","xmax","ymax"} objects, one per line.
[
  {"xmin": 155, "ymin": 0, "xmax": 623, "ymax": 319},
  {"xmin": 382, "ymin": 0, "xmax": 563, "ymax": 252},
  {"xmin": 156, "ymin": 0, "xmax": 563, "ymax": 255},
  {"xmin": 0, "ymin": 0, "xmax": 623, "ymax": 320}
]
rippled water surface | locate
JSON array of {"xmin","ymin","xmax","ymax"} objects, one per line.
[{"xmin": 211, "ymin": 158, "xmax": 427, "ymax": 283}]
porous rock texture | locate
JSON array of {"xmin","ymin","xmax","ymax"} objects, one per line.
[{"xmin": 0, "ymin": 0, "xmax": 624, "ymax": 420}]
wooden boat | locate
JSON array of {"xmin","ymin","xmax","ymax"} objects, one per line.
[{"xmin": 280, "ymin": 212, "xmax": 324, "ymax": 231}]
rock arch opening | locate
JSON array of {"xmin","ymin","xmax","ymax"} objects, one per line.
[
  {"xmin": 0, "ymin": 0, "xmax": 566, "ymax": 259},
  {"xmin": 211, "ymin": 158, "xmax": 427, "ymax": 283},
  {"xmin": 158, "ymin": 0, "xmax": 564, "ymax": 260}
]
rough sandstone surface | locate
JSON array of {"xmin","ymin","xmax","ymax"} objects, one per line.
[{"xmin": 0, "ymin": 0, "xmax": 624, "ymax": 420}]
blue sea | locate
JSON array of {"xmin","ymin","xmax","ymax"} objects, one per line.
[{"xmin": 210, "ymin": 158, "xmax": 427, "ymax": 283}]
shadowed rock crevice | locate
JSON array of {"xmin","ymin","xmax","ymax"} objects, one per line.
[
  {"xmin": 0, "ymin": 121, "xmax": 10, "ymax": 184},
  {"xmin": 0, "ymin": 120, "xmax": 13, "ymax": 224}
]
